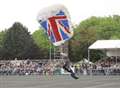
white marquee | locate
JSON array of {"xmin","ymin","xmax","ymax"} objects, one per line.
[{"xmin": 88, "ymin": 40, "xmax": 120, "ymax": 61}]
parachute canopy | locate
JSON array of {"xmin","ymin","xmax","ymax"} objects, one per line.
[{"xmin": 37, "ymin": 4, "xmax": 73, "ymax": 46}]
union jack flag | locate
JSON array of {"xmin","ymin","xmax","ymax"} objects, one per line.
[{"xmin": 39, "ymin": 10, "xmax": 73, "ymax": 46}]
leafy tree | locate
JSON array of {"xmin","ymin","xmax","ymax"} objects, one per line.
[
  {"xmin": 0, "ymin": 31, "xmax": 6, "ymax": 48},
  {"xmin": 0, "ymin": 31, "xmax": 7, "ymax": 59},
  {"xmin": 32, "ymin": 29, "xmax": 55, "ymax": 59},
  {"xmin": 32, "ymin": 29, "xmax": 50, "ymax": 49},
  {"xmin": 2, "ymin": 22, "xmax": 41, "ymax": 60},
  {"xmin": 69, "ymin": 15, "xmax": 120, "ymax": 62},
  {"xmin": 69, "ymin": 25, "xmax": 97, "ymax": 62}
]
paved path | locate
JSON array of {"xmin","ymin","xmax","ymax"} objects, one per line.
[{"xmin": 0, "ymin": 75, "xmax": 120, "ymax": 88}]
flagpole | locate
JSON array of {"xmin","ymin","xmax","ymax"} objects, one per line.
[
  {"xmin": 49, "ymin": 42, "xmax": 52, "ymax": 61},
  {"xmin": 49, "ymin": 30, "xmax": 52, "ymax": 61}
]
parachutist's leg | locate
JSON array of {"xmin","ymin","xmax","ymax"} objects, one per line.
[
  {"xmin": 69, "ymin": 69, "xmax": 79, "ymax": 79},
  {"xmin": 63, "ymin": 65, "xmax": 71, "ymax": 73},
  {"xmin": 63, "ymin": 65, "xmax": 79, "ymax": 79},
  {"xmin": 71, "ymin": 73, "xmax": 79, "ymax": 79}
]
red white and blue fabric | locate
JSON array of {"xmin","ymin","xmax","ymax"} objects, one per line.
[{"xmin": 39, "ymin": 10, "xmax": 73, "ymax": 46}]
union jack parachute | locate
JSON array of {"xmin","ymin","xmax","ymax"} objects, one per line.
[{"xmin": 37, "ymin": 5, "xmax": 73, "ymax": 46}]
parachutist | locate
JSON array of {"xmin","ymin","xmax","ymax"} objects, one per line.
[{"xmin": 63, "ymin": 61, "xmax": 79, "ymax": 79}]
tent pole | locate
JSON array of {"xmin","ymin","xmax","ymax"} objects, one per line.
[
  {"xmin": 116, "ymin": 56, "xmax": 117, "ymax": 65},
  {"xmin": 88, "ymin": 49, "xmax": 90, "ymax": 62}
]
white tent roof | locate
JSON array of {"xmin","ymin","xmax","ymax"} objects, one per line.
[
  {"xmin": 89, "ymin": 40, "xmax": 120, "ymax": 50},
  {"xmin": 76, "ymin": 59, "xmax": 93, "ymax": 64}
]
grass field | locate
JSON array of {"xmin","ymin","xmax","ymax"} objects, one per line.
[{"xmin": 0, "ymin": 75, "xmax": 120, "ymax": 88}]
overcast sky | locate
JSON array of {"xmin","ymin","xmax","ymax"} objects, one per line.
[{"xmin": 0, "ymin": 0, "xmax": 120, "ymax": 33}]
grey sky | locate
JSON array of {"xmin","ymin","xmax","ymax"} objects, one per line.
[{"xmin": 0, "ymin": 0, "xmax": 120, "ymax": 33}]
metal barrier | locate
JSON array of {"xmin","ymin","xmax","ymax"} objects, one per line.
[
  {"xmin": 87, "ymin": 68, "xmax": 120, "ymax": 75},
  {"xmin": 0, "ymin": 68, "xmax": 120, "ymax": 76}
]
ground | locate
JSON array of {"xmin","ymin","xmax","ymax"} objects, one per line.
[{"xmin": 0, "ymin": 75, "xmax": 120, "ymax": 88}]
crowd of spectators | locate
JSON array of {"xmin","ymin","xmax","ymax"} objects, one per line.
[
  {"xmin": 0, "ymin": 58, "xmax": 64, "ymax": 75},
  {"xmin": 74, "ymin": 57, "xmax": 120, "ymax": 75},
  {"xmin": 0, "ymin": 57, "xmax": 120, "ymax": 76}
]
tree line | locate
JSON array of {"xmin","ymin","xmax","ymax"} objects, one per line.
[
  {"xmin": 0, "ymin": 15, "xmax": 120, "ymax": 62},
  {"xmin": 0, "ymin": 22, "xmax": 48, "ymax": 60}
]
